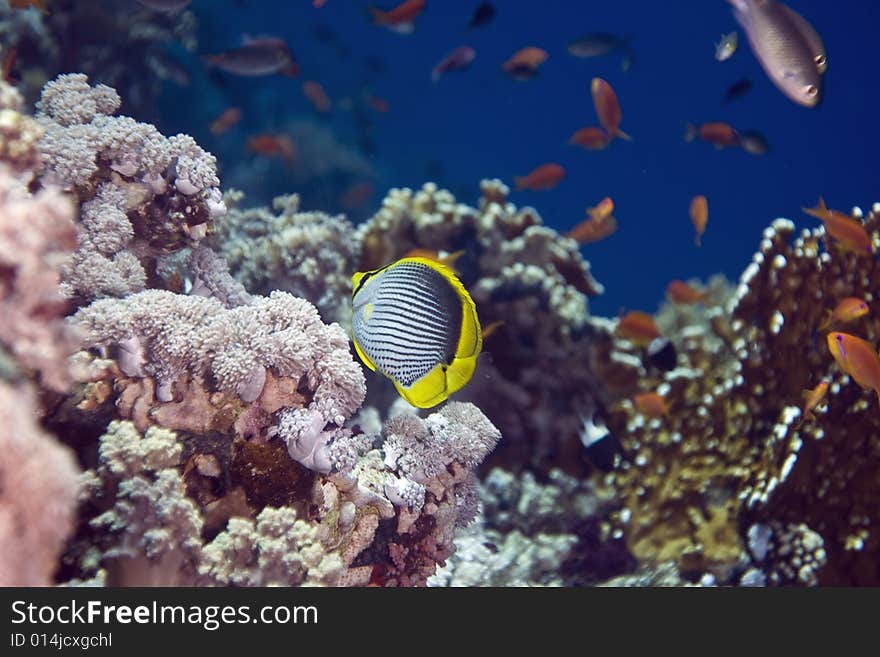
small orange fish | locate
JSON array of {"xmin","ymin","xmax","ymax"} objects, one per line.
[
  {"xmin": 591, "ymin": 78, "xmax": 631, "ymax": 141},
  {"xmin": 566, "ymin": 213, "xmax": 617, "ymax": 245},
  {"xmin": 684, "ymin": 122, "xmax": 740, "ymax": 148},
  {"xmin": 247, "ymin": 134, "xmax": 296, "ymax": 163},
  {"xmin": 666, "ymin": 279, "xmax": 709, "ymax": 305},
  {"xmin": 10, "ymin": 0, "xmax": 48, "ymax": 13},
  {"xmin": 568, "ymin": 126, "xmax": 610, "ymax": 150},
  {"xmin": 514, "ymin": 163, "xmax": 565, "ymax": 191},
  {"xmin": 798, "ymin": 379, "xmax": 829, "ymax": 426},
  {"xmin": 368, "ymin": 0, "xmax": 426, "ymax": 34},
  {"xmin": 802, "ymin": 197, "xmax": 874, "ymax": 257},
  {"xmin": 587, "ymin": 196, "xmax": 614, "ymax": 221},
  {"xmin": 616, "ymin": 311, "xmax": 661, "ymax": 347},
  {"xmin": 209, "ymin": 107, "xmax": 243, "ymax": 136},
  {"xmin": 503, "ymin": 46, "xmax": 549, "ymax": 80},
  {"xmin": 431, "ymin": 45, "xmax": 476, "ymax": 82},
  {"xmin": 827, "ymin": 332, "xmax": 880, "ymax": 406},
  {"xmin": 690, "ymin": 195, "xmax": 708, "ymax": 247},
  {"xmin": 303, "ymin": 80, "xmax": 332, "ymax": 114},
  {"xmin": 633, "ymin": 392, "xmax": 670, "ymax": 418},
  {"xmin": 1, "ymin": 46, "xmax": 17, "ymax": 85},
  {"xmin": 818, "ymin": 297, "xmax": 869, "ymax": 331},
  {"xmin": 402, "ymin": 248, "xmax": 465, "ymax": 271},
  {"xmin": 313, "ymin": 0, "xmax": 327, "ymax": 7}
]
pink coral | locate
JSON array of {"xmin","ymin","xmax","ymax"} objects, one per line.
[
  {"xmin": 0, "ymin": 165, "xmax": 78, "ymax": 391},
  {"xmin": 0, "ymin": 383, "xmax": 80, "ymax": 586}
]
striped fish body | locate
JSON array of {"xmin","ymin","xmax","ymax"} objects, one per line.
[{"xmin": 351, "ymin": 257, "xmax": 482, "ymax": 408}]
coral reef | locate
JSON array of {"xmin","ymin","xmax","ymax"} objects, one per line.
[
  {"xmin": 210, "ymin": 192, "xmax": 358, "ymax": 323},
  {"xmin": 607, "ymin": 208, "xmax": 880, "ymax": 584},
  {"xmin": 0, "ymin": 384, "xmax": 80, "ymax": 586},
  {"xmin": 430, "ymin": 468, "xmax": 630, "ymax": 586},
  {"xmin": 356, "ymin": 180, "xmax": 624, "ymax": 475},
  {"xmin": 68, "ymin": 402, "xmax": 500, "ymax": 587},
  {"xmin": 0, "ymin": 1, "xmax": 197, "ymax": 119},
  {"xmin": 0, "ymin": 83, "xmax": 81, "ymax": 585},
  {"xmin": 36, "ymin": 73, "xmax": 224, "ymax": 301}
]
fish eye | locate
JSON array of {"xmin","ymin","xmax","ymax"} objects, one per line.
[
  {"xmin": 804, "ymin": 84, "xmax": 818, "ymax": 97},
  {"xmin": 815, "ymin": 54, "xmax": 826, "ymax": 67}
]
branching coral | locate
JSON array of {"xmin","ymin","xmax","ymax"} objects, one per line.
[
  {"xmin": 35, "ymin": 74, "xmax": 224, "ymax": 301},
  {"xmin": 606, "ymin": 206, "xmax": 880, "ymax": 584},
  {"xmin": 209, "ymin": 192, "xmax": 357, "ymax": 323}
]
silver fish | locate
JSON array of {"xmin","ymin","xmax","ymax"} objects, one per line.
[
  {"xmin": 202, "ymin": 39, "xmax": 298, "ymax": 77},
  {"xmin": 567, "ymin": 33, "xmax": 635, "ymax": 71},
  {"xmin": 727, "ymin": 0, "xmax": 826, "ymax": 107},
  {"xmin": 715, "ymin": 31, "xmax": 738, "ymax": 61}
]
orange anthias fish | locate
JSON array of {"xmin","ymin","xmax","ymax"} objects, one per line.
[
  {"xmin": 667, "ymin": 279, "xmax": 709, "ymax": 304},
  {"xmin": 690, "ymin": 195, "xmax": 708, "ymax": 246},
  {"xmin": 827, "ymin": 332, "xmax": 880, "ymax": 406},
  {"xmin": 503, "ymin": 47, "xmax": 549, "ymax": 80},
  {"xmin": 514, "ymin": 163, "xmax": 565, "ymax": 191},
  {"xmin": 616, "ymin": 311, "xmax": 661, "ymax": 347},
  {"xmin": 587, "ymin": 196, "xmax": 614, "ymax": 221},
  {"xmin": 368, "ymin": 0, "xmax": 426, "ymax": 34},
  {"xmin": 591, "ymin": 78, "xmax": 631, "ymax": 141},
  {"xmin": 633, "ymin": 392, "xmax": 670, "ymax": 418},
  {"xmin": 2, "ymin": 46, "xmax": 18, "ymax": 84},
  {"xmin": 568, "ymin": 126, "xmax": 611, "ymax": 150},
  {"xmin": 209, "ymin": 107, "xmax": 243, "ymax": 136},
  {"xmin": 802, "ymin": 197, "xmax": 875, "ymax": 257},
  {"xmin": 818, "ymin": 297, "xmax": 869, "ymax": 331},
  {"xmin": 566, "ymin": 200, "xmax": 617, "ymax": 244},
  {"xmin": 402, "ymin": 248, "xmax": 465, "ymax": 271},
  {"xmin": 247, "ymin": 134, "xmax": 296, "ymax": 163},
  {"xmin": 684, "ymin": 122, "xmax": 740, "ymax": 148},
  {"xmin": 431, "ymin": 45, "xmax": 476, "ymax": 82},
  {"xmin": 798, "ymin": 379, "xmax": 829, "ymax": 426},
  {"xmin": 303, "ymin": 80, "xmax": 332, "ymax": 113}
]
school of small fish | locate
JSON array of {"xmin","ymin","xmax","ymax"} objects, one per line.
[{"xmin": 99, "ymin": 0, "xmax": 867, "ymax": 415}]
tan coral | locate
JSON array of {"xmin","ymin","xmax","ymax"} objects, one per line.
[{"xmin": 608, "ymin": 205, "xmax": 880, "ymax": 584}]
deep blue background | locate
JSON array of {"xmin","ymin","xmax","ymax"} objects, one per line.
[{"xmin": 157, "ymin": 0, "xmax": 880, "ymax": 317}]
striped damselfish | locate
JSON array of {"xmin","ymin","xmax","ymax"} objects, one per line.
[{"xmin": 350, "ymin": 256, "xmax": 482, "ymax": 408}]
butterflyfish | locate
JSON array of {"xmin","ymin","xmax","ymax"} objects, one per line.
[{"xmin": 351, "ymin": 256, "xmax": 482, "ymax": 408}]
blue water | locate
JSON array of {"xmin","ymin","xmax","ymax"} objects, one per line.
[{"xmin": 159, "ymin": 0, "xmax": 880, "ymax": 317}]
